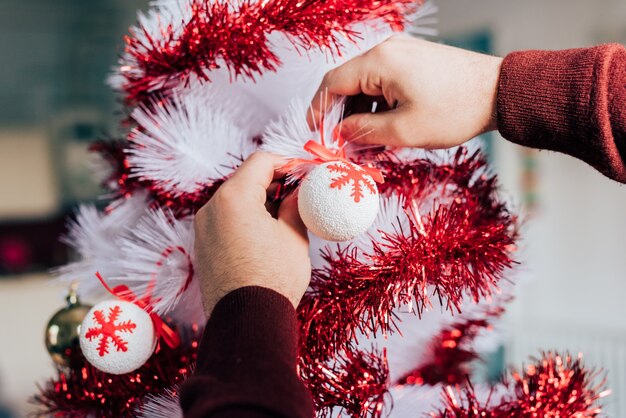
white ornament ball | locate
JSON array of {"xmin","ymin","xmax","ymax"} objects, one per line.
[
  {"xmin": 79, "ymin": 299, "xmax": 156, "ymax": 375},
  {"xmin": 298, "ymin": 161, "xmax": 379, "ymax": 242}
]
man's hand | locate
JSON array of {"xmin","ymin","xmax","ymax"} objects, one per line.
[
  {"xmin": 194, "ymin": 152, "xmax": 311, "ymax": 316},
  {"xmin": 309, "ymin": 36, "xmax": 502, "ymax": 149}
]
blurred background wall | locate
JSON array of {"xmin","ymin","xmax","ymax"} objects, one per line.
[
  {"xmin": 0, "ymin": 0, "xmax": 624, "ymax": 416},
  {"xmin": 0, "ymin": 1, "xmax": 147, "ymax": 415},
  {"xmin": 434, "ymin": 2, "xmax": 626, "ymax": 416}
]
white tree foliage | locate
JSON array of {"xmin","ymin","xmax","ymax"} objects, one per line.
[{"xmin": 128, "ymin": 88, "xmax": 256, "ymax": 196}]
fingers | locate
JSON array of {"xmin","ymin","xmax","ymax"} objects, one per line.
[
  {"xmin": 308, "ymin": 54, "xmax": 383, "ymax": 129},
  {"xmin": 307, "ymin": 91, "xmax": 342, "ymax": 132},
  {"xmin": 277, "ymin": 193, "xmax": 308, "ymax": 240},
  {"xmin": 340, "ymin": 108, "xmax": 412, "ymax": 147},
  {"xmin": 219, "ymin": 152, "xmax": 286, "ymax": 206},
  {"xmin": 228, "ymin": 152, "xmax": 285, "ymax": 191}
]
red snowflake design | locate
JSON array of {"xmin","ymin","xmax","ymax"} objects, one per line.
[
  {"xmin": 327, "ymin": 162, "xmax": 377, "ymax": 203},
  {"xmin": 85, "ymin": 305, "xmax": 137, "ymax": 357}
]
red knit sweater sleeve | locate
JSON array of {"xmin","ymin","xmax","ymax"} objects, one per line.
[
  {"xmin": 497, "ymin": 44, "xmax": 626, "ymax": 183},
  {"xmin": 179, "ymin": 286, "xmax": 314, "ymax": 418}
]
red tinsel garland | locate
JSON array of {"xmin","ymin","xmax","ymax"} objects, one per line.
[
  {"xmin": 397, "ymin": 306, "xmax": 505, "ymax": 387},
  {"xmin": 433, "ymin": 352, "xmax": 610, "ymax": 417},
  {"xmin": 32, "ymin": 324, "xmax": 201, "ymax": 418},
  {"xmin": 435, "ymin": 384, "xmax": 501, "ymax": 418},
  {"xmin": 299, "ymin": 347, "xmax": 390, "ymax": 418},
  {"xmin": 297, "ymin": 148, "xmax": 518, "ymax": 416},
  {"xmin": 38, "ymin": 0, "xmax": 606, "ymax": 413},
  {"xmin": 122, "ymin": 0, "xmax": 419, "ymax": 103},
  {"xmin": 376, "ymin": 148, "xmax": 509, "ymax": 222},
  {"xmin": 91, "ymin": 138, "xmax": 519, "ymax": 417},
  {"xmin": 298, "ymin": 196, "xmax": 517, "ymax": 363}
]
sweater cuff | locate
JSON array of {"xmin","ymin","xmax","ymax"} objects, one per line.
[
  {"xmin": 497, "ymin": 44, "xmax": 626, "ymax": 182},
  {"xmin": 195, "ymin": 286, "xmax": 300, "ymax": 376},
  {"xmin": 180, "ymin": 286, "xmax": 314, "ymax": 418},
  {"xmin": 497, "ymin": 46, "xmax": 597, "ymax": 149}
]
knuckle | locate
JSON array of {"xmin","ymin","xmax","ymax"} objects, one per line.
[
  {"xmin": 214, "ymin": 185, "xmax": 241, "ymax": 210},
  {"xmin": 388, "ymin": 118, "xmax": 407, "ymax": 141},
  {"xmin": 353, "ymin": 114, "xmax": 369, "ymax": 132},
  {"xmin": 418, "ymin": 134, "xmax": 437, "ymax": 150},
  {"xmin": 322, "ymin": 69, "xmax": 335, "ymax": 86},
  {"xmin": 247, "ymin": 151, "xmax": 269, "ymax": 164},
  {"xmin": 212, "ymin": 187, "xmax": 230, "ymax": 206},
  {"xmin": 372, "ymin": 41, "xmax": 393, "ymax": 59}
]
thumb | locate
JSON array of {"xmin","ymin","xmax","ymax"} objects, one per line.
[
  {"xmin": 278, "ymin": 193, "xmax": 308, "ymax": 241},
  {"xmin": 339, "ymin": 110, "xmax": 408, "ymax": 147}
]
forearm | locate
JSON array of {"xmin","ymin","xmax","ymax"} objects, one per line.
[
  {"xmin": 496, "ymin": 44, "xmax": 626, "ymax": 183},
  {"xmin": 180, "ymin": 286, "xmax": 314, "ymax": 418}
]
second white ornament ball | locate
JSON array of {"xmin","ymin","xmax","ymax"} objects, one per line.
[
  {"xmin": 298, "ymin": 161, "xmax": 379, "ymax": 242},
  {"xmin": 79, "ymin": 299, "xmax": 156, "ymax": 375}
]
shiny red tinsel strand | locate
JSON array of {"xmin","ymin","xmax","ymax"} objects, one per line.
[
  {"xmin": 298, "ymin": 196, "xmax": 517, "ymax": 362},
  {"xmin": 123, "ymin": 0, "xmax": 419, "ymax": 103},
  {"xmin": 397, "ymin": 306, "xmax": 505, "ymax": 387},
  {"xmin": 376, "ymin": 148, "xmax": 509, "ymax": 223},
  {"xmin": 506, "ymin": 352, "xmax": 609, "ymax": 417},
  {"xmin": 434, "ymin": 383, "xmax": 502, "ymax": 418},
  {"xmin": 32, "ymin": 324, "xmax": 201, "ymax": 418},
  {"xmin": 299, "ymin": 347, "xmax": 390, "ymax": 418},
  {"xmin": 297, "ymin": 148, "xmax": 517, "ymax": 415},
  {"xmin": 92, "ymin": 138, "xmax": 519, "ymax": 416},
  {"xmin": 431, "ymin": 352, "xmax": 609, "ymax": 417}
]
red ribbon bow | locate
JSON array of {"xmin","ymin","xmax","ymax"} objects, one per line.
[
  {"xmin": 282, "ymin": 122, "xmax": 384, "ymax": 184},
  {"xmin": 293, "ymin": 140, "xmax": 385, "ymax": 183},
  {"xmin": 95, "ymin": 272, "xmax": 181, "ymax": 349}
]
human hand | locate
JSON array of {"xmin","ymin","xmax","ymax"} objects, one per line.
[
  {"xmin": 194, "ymin": 152, "xmax": 311, "ymax": 316},
  {"xmin": 309, "ymin": 36, "xmax": 502, "ymax": 149}
]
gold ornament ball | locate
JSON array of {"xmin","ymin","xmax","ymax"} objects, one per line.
[{"xmin": 45, "ymin": 285, "xmax": 92, "ymax": 367}]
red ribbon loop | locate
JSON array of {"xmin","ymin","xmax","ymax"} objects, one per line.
[
  {"xmin": 283, "ymin": 140, "xmax": 385, "ymax": 184},
  {"xmin": 95, "ymin": 272, "xmax": 181, "ymax": 349}
]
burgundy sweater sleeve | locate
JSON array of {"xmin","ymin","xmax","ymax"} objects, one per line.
[
  {"xmin": 180, "ymin": 286, "xmax": 314, "ymax": 418},
  {"xmin": 497, "ymin": 44, "xmax": 626, "ymax": 183}
]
